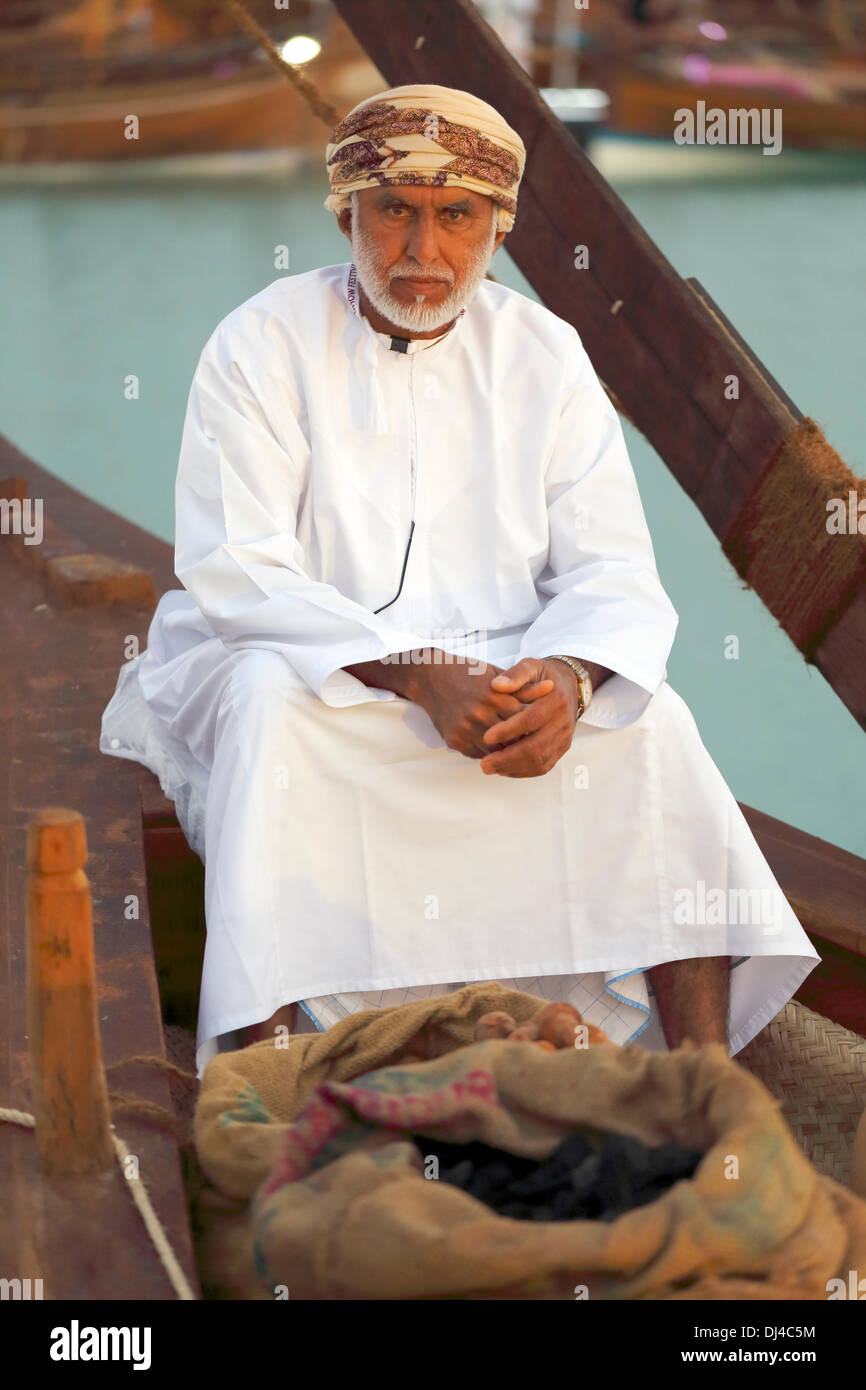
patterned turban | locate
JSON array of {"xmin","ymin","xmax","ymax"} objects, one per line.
[{"xmin": 323, "ymin": 83, "xmax": 526, "ymax": 233}]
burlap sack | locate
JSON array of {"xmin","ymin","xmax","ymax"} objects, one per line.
[{"xmin": 194, "ymin": 983, "xmax": 866, "ymax": 1300}]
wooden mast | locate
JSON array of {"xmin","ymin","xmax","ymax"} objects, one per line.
[{"xmin": 330, "ymin": 0, "xmax": 866, "ymax": 732}]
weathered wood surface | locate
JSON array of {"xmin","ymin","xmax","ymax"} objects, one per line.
[
  {"xmin": 0, "ymin": 471, "xmax": 156, "ymax": 606},
  {"xmin": 740, "ymin": 804, "xmax": 866, "ymax": 961},
  {"xmin": 0, "ymin": 440, "xmax": 198, "ymax": 1298},
  {"xmin": 330, "ymin": 0, "xmax": 866, "ymax": 732},
  {"xmin": 739, "ymin": 804, "xmax": 866, "ymax": 1037},
  {"xmin": 27, "ymin": 808, "xmax": 115, "ymax": 1175},
  {"xmin": 141, "ymin": 778, "xmax": 206, "ymax": 1035}
]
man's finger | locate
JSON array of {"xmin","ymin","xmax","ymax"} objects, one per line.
[
  {"xmin": 514, "ymin": 679, "xmax": 554, "ymax": 702},
  {"xmin": 481, "ymin": 696, "xmax": 550, "ymax": 746},
  {"xmin": 486, "ymin": 692, "xmax": 527, "ymax": 718},
  {"xmin": 490, "ymin": 660, "xmax": 548, "ymax": 694},
  {"xmin": 480, "ymin": 728, "xmax": 556, "ymax": 777}
]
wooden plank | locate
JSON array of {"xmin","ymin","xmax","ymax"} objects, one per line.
[
  {"xmin": 44, "ymin": 552, "xmax": 157, "ymax": 607},
  {"xmin": 0, "ymin": 437, "xmax": 177, "ymax": 594},
  {"xmin": 141, "ymin": 778, "xmax": 186, "ymax": 829},
  {"xmin": 1, "ymin": 474, "xmax": 157, "ymax": 606},
  {"xmin": 685, "ymin": 280, "xmax": 805, "ymax": 429},
  {"xmin": 0, "ymin": 437, "xmax": 199, "ymax": 1298},
  {"xmin": 739, "ymin": 803, "xmax": 866, "ymax": 959},
  {"xmin": 810, "ymin": 595, "xmax": 866, "ymax": 731},
  {"xmin": 330, "ymin": 0, "xmax": 866, "ymax": 731},
  {"xmin": 795, "ymin": 936, "xmax": 866, "ymax": 1038},
  {"xmin": 141, "ymin": 776, "xmax": 206, "ymax": 1034}
]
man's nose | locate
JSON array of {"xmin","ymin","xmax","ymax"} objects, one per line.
[{"xmin": 404, "ymin": 211, "xmax": 442, "ymax": 266}]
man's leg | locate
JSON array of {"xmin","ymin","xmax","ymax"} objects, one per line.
[
  {"xmin": 237, "ymin": 1002, "xmax": 298, "ymax": 1048},
  {"xmin": 648, "ymin": 957, "xmax": 730, "ymax": 1048}
]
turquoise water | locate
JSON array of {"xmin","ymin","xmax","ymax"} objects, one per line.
[{"xmin": 2, "ymin": 139, "xmax": 864, "ymax": 857}]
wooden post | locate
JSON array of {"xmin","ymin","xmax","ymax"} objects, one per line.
[{"xmin": 26, "ymin": 808, "xmax": 114, "ymax": 1174}]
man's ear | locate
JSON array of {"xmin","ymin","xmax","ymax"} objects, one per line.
[
  {"xmin": 493, "ymin": 228, "xmax": 507, "ymax": 254},
  {"xmin": 337, "ymin": 207, "xmax": 352, "ymax": 241}
]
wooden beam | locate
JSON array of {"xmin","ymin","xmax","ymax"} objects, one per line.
[
  {"xmin": 330, "ymin": 0, "xmax": 866, "ymax": 731},
  {"xmin": 739, "ymin": 802, "xmax": 866, "ymax": 959},
  {"xmin": 26, "ymin": 808, "xmax": 114, "ymax": 1175},
  {"xmin": 1, "ymin": 475, "xmax": 156, "ymax": 607},
  {"xmin": 796, "ymin": 935, "xmax": 866, "ymax": 1039}
]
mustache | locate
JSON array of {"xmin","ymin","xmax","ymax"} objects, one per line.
[{"xmin": 388, "ymin": 269, "xmax": 454, "ymax": 285}]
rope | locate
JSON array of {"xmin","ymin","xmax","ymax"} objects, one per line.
[
  {"xmin": 107, "ymin": 1053, "xmax": 198, "ymax": 1085},
  {"xmin": 0, "ymin": 1104, "xmax": 197, "ymax": 1302},
  {"xmin": 219, "ymin": 0, "xmax": 340, "ymax": 126},
  {"xmin": 108, "ymin": 1095, "xmax": 187, "ymax": 1139},
  {"xmin": 102, "ymin": 1053, "xmax": 200, "ymax": 1140},
  {"xmin": 721, "ymin": 416, "xmax": 866, "ymax": 661}
]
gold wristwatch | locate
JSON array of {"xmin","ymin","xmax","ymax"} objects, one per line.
[{"xmin": 548, "ymin": 655, "xmax": 593, "ymax": 719}]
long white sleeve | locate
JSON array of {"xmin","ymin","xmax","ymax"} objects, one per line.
[
  {"xmin": 174, "ymin": 326, "xmax": 427, "ymax": 707},
  {"xmin": 517, "ymin": 328, "xmax": 679, "ymax": 728}
]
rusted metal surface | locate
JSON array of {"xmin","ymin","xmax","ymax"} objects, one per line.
[{"xmin": 0, "ymin": 438, "xmax": 198, "ymax": 1298}]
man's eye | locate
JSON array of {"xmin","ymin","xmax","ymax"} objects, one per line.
[{"xmin": 384, "ymin": 207, "xmax": 465, "ymax": 221}]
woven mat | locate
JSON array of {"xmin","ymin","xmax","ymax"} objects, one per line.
[{"xmin": 738, "ymin": 1000, "xmax": 866, "ymax": 1185}]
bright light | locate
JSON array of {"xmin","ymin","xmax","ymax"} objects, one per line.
[
  {"xmin": 280, "ymin": 36, "xmax": 321, "ymax": 66},
  {"xmin": 698, "ymin": 22, "xmax": 727, "ymax": 41}
]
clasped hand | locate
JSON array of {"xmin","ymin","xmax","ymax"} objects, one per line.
[{"xmin": 416, "ymin": 657, "xmax": 581, "ymax": 778}]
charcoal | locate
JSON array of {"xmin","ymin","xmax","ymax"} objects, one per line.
[{"xmin": 415, "ymin": 1129, "xmax": 702, "ymax": 1223}]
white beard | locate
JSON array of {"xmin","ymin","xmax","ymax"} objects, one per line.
[{"xmin": 349, "ymin": 198, "xmax": 499, "ymax": 333}]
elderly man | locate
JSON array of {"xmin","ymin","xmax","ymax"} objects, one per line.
[{"xmin": 101, "ymin": 84, "xmax": 817, "ymax": 1077}]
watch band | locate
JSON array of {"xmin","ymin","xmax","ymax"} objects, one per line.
[{"xmin": 548, "ymin": 655, "xmax": 593, "ymax": 718}]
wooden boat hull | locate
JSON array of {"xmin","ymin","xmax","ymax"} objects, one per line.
[
  {"xmin": 609, "ymin": 72, "xmax": 866, "ymax": 154},
  {"xmin": 1, "ymin": 68, "xmax": 324, "ymax": 165},
  {"xmin": 0, "ymin": 442, "xmax": 197, "ymax": 1298}
]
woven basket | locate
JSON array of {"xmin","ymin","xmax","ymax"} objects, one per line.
[{"xmin": 738, "ymin": 1000, "xmax": 866, "ymax": 1185}]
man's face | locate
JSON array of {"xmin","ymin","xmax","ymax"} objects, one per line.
[{"xmin": 340, "ymin": 185, "xmax": 506, "ymax": 332}]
